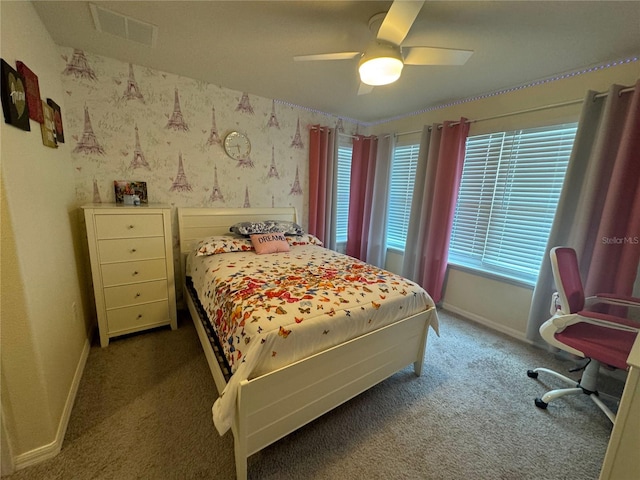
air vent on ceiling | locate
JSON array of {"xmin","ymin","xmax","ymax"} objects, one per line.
[{"xmin": 90, "ymin": 3, "xmax": 157, "ymax": 47}]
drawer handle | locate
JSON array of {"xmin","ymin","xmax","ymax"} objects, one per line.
[
  {"xmin": 127, "ymin": 224, "xmax": 135, "ymax": 229},
  {"xmin": 137, "ymin": 314, "xmax": 143, "ymax": 319},
  {"xmin": 135, "ymin": 292, "xmax": 141, "ymax": 298},
  {"xmin": 132, "ymin": 271, "xmax": 139, "ymax": 276},
  {"xmin": 130, "ymin": 248, "xmax": 137, "ymax": 253}
]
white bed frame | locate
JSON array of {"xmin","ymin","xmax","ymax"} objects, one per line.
[{"xmin": 177, "ymin": 207, "xmax": 436, "ymax": 479}]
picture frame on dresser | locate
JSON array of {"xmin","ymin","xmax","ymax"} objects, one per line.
[{"xmin": 82, "ymin": 203, "xmax": 177, "ymax": 347}]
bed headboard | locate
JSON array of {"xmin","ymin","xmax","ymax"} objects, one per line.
[{"xmin": 177, "ymin": 207, "xmax": 298, "ymax": 271}]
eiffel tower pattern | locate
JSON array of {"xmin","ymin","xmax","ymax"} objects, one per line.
[
  {"xmin": 236, "ymin": 156, "xmax": 254, "ymax": 168},
  {"xmin": 130, "ymin": 125, "xmax": 150, "ymax": 169},
  {"xmin": 289, "ymin": 166, "xmax": 303, "ymax": 196},
  {"xmin": 207, "ymin": 106, "xmax": 221, "ymax": 145},
  {"xmin": 243, "ymin": 186, "xmax": 251, "ymax": 208},
  {"xmin": 63, "ymin": 49, "xmax": 97, "ymax": 80},
  {"xmin": 209, "ymin": 166, "xmax": 224, "ymax": 202},
  {"xmin": 235, "ymin": 92, "xmax": 254, "ymax": 114},
  {"xmin": 92, "ymin": 179, "xmax": 102, "ymax": 203},
  {"xmin": 271, "ymin": 195, "xmax": 275, "ymax": 208},
  {"xmin": 336, "ymin": 118, "xmax": 344, "ymax": 133},
  {"xmin": 73, "ymin": 106, "xmax": 105, "ymax": 155},
  {"xmin": 170, "ymin": 152, "xmax": 193, "ymax": 192},
  {"xmin": 166, "ymin": 88, "xmax": 189, "ymax": 131},
  {"xmin": 123, "ymin": 64, "xmax": 144, "ymax": 102},
  {"xmin": 266, "ymin": 100, "xmax": 280, "ymax": 128},
  {"xmin": 267, "ymin": 146, "xmax": 279, "ymax": 178},
  {"xmin": 290, "ymin": 118, "xmax": 304, "ymax": 149}
]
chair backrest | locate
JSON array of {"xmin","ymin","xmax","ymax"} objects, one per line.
[{"xmin": 550, "ymin": 247, "xmax": 585, "ymax": 314}]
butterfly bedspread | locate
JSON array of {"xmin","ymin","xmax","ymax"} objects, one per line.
[{"xmin": 187, "ymin": 244, "xmax": 438, "ymax": 435}]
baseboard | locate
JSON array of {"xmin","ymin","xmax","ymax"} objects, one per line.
[
  {"xmin": 12, "ymin": 336, "xmax": 91, "ymax": 471},
  {"xmin": 441, "ymin": 303, "xmax": 531, "ymax": 345}
]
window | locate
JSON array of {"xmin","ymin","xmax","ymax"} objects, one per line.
[
  {"xmin": 449, "ymin": 123, "xmax": 578, "ymax": 284},
  {"xmin": 335, "ymin": 142, "xmax": 352, "ymax": 243},
  {"xmin": 386, "ymin": 144, "xmax": 420, "ymax": 250}
]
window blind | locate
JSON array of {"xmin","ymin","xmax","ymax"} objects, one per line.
[
  {"xmin": 387, "ymin": 144, "xmax": 420, "ymax": 250},
  {"xmin": 449, "ymin": 123, "xmax": 578, "ymax": 284},
  {"xmin": 335, "ymin": 144, "xmax": 352, "ymax": 243}
]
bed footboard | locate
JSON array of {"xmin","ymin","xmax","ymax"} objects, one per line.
[{"xmin": 232, "ymin": 308, "xmax": 435, "ymax": 479}]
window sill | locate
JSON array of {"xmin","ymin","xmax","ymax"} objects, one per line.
[
  {"xmin": 446, "ymin": 262, "xmax": 536, "ymax": 289},
  {"xmin": 383, "ymin": 248, "xmax": 536, "ymax": 289}
]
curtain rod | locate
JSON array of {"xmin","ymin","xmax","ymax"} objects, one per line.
[
  {"xmin": 392, "ymin": 84, "xmax": 636, "ymax": 136},
  {"xmin": 310, "ymin": 126, "xmax": 360, "ymax": 140}
]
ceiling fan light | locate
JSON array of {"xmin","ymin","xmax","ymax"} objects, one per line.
[{"xmin": 358, "ymin": 42, "xmax": 404, "ymax": 86}]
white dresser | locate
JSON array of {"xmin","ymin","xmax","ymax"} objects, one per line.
[{"xmin": 82, "ymin": 204, "xmax": 177, "ymax": 347}]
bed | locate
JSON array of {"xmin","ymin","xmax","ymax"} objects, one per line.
[{"xmin": 177, "ymin": 207, "xmax": 439, "ymax": 479}]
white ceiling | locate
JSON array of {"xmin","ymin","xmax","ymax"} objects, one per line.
[{"xmin": 32, "ymin": 1, "xmax": 640, "ymax": 124}]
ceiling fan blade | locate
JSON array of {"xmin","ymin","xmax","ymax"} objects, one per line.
[
  {"xmin": 377, "ymin": 0, "xmax": 425, "ymax": 46},
  {"xmin": 403, "ymin": 46, "xmax": 473, "ymax": 66},
  {"xmin": 294, "ymin": 52, "xmax": 361, "ymax": 62},
  {"xmin": 357, "ymin": 83, "xmax": 375, "ymax": 96}
]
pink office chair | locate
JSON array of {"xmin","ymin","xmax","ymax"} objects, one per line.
[{"xmin": 527, "ymin": 246, "xmax": 640, "ymax": 423}]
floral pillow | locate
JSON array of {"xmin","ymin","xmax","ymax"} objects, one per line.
[
  {"xmin": 286, "ymin": 234, "xmax": 324, "ymax": 246},
  {"xmin": 229, "ymin": 220, "xmax": 304, "ymax": 237},
  {"xmin": 250, "ymin": 233, "xmax": 290, "ymax": 254},
  {"xmin": 195, "ymin": 235, "xmax": 254, "ymax": 256}
]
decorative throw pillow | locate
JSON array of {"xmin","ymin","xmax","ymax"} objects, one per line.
[
  {"xmin": 195, "ymin": 235, "xmax": 254, "ymax": 256},
  {"xmin": 250, "ymin": 233, "xmax": 290, "ymax": 254},
  {"xmin": 286, "ymin": 234, "xmax": 324, "ymax": 246},
  {"xmin": 230, "ymin": 220, "xmax": 304, "ymax": 237}
]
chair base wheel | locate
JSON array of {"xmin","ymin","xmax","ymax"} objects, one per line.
[
  {"xmin": 534, "ymin": 397, "xmax": 548, "ymax": 409},
  {"xmin": 527, "ymin": 369, "xmax": 538, "ymax": 379}
]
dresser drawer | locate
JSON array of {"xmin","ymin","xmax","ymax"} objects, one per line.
[
  {"xmin": 101, "ymin": 259, "xmax": 167, "ymax": 287},
  {"xmin": 106, "ymin": 301, "xmax": 170, "ymax": 334},
  {"xmin": 104, "ymin": 280, "xmax": 168, "ymax": 309},
  {"xmin": 95, "ymin": 214, "xmax": 164, "ymax": 239},
  {"xmin": 98, "ymin": 237, "xmax": 166, "ymax": 263}
]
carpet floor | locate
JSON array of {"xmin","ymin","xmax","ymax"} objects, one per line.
[{"xmin": 3, "ymin": 309, "xmax": 623, "ymax": 479}]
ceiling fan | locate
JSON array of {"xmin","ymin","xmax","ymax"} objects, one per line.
[{"xmin": 294, "ymin": 0, "xmax": 473, "ymax": 95}]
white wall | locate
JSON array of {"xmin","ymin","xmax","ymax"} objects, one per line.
[
  {"xmin": 0, "ymin": 1, "xmax": 91, "ymax": 472},
  {"xmin": 374, "ymin": 61, "xmax": 640, "ymax": 340}
]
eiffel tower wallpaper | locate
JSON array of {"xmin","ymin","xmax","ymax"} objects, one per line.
[
  {"xmin": 166, "ymin": 88, "xmax": 189, "ymax": 131},
  {"xmin": 63, "ymin": 49, "xmax": 97, "ymax": 80},
  {"xmin": 60, "ymin": 47, "xmax": 360, "ymax": 213},
  {"xmin": 243, "ymin": 186, "xmax": 251, "ymax": 208},
  {"xmin": 92, "ymin": 179, "xmax": 102, "ymax": 203},
  {"xmin": 267, "ymin": 99, "xmax": 280, "ymax": 128},
  {"xmin": 235, "ymin": 92, "xmax": 254, "ymax": 114},
  {"xmin": 170, "ymin": 153, "xmax": 192, "ymax": 192},
  {"xmin": 207, "ymin": 106, "xmax": 221, "ymax": 146},
  {"xmin": 290, "ymin": 118, "xmax": 304, "ymax": 149},
  {"xmin": 267, "ymin": 146, "xmax": 279, "ymax": 179},
  {"xmin": 123, "ymin": 63, "xmax": 144, "ymax": 102},
  {"xmin": 73, "ymin": 106, "xmax": 105, "ymax": 155},
  {"xmin": 289, "ymin": 166, "xmax": 303, "ymax": 195},
  {"xmin": 209, "ymin": 166, "xmax": 224, "ymax": 202},
  {"xmin": 130, "ymin": 125, "xmax": 150, "ymax": 169}
]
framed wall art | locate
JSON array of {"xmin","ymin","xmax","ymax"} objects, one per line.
[
  {"xmin": 1, "ymin": 58, "xmax": 30, "ymax": 131},
  {"xmin": 47, "ymin": 98, "xmax": 65, "ymax": 143},
  {"xmin": 16, "ymin": 60, "xmax": 44, "ymax": 123},
  {"xmin": 40, "ymin": 100, "xmax": 57, "ymax": 148}
]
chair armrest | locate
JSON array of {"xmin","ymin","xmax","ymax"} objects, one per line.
[
  {"xmin": 553, "ymin": 311, "xmax": 640, "ymax": 334},
  {"xmin": 587, "ymin": 293, "xmax": 640, "ymax": 308}
]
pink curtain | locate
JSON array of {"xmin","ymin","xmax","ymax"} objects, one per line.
[
  {"xmin": 401, "ymin": 120, "xmax": 470, "ymax": 303},
  {"xmin": 346, "ymin": 135, "xmax": 378, "ymax": 260},
  {"xmin": 308, "ymin": 125, "xmax": 334, "ymax": 245},
  {"xmin": 586, "ymin": 82, "xmax": 640, "ymax": 295},
  {"xmin": 527, "ymin": 80, "xmax": 640, "ymax": 342}
]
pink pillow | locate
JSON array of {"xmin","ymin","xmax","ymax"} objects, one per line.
[{"xmin": 250, "ymin": 233, "xmax": 290, "ymax": 254}]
